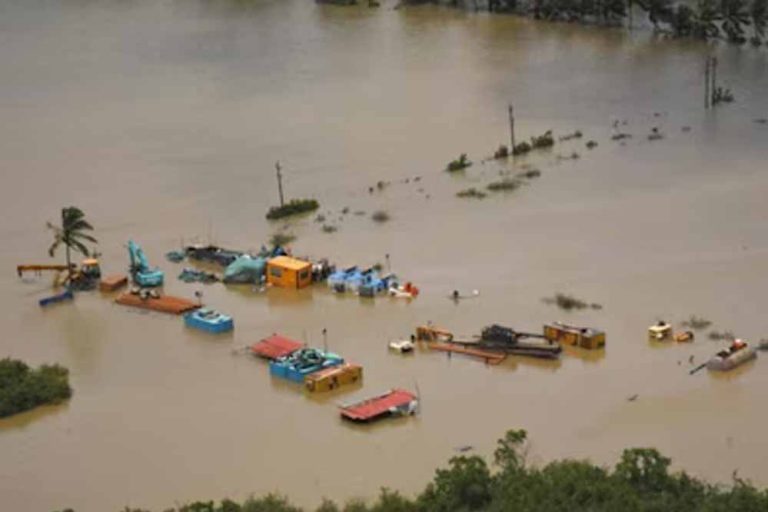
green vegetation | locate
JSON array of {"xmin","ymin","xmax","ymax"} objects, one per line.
[
  {"xmin": 487, "ymin": 178, "xmax": 523, "ymax": 191},
  {"xmin": 512, "ymin": 130, "xmax": 555, "ymax": 156},
  {"xmin": 517, "ymin": 169, "xmax": 542, "ymax": 179},
  {"xmin": 482, "ymin": 0, "xmax": 768, "ymax": 46},
  {"xmin": 586, "ymin": 140, "xmax": 598, "ymax": 149},
  {"xmin": 266, "ymin": 199, "xmax": 320, "ymax": 220},
  {"xmin": 456, "ymin": 187, "xmax": 488, "ymax": 199},
  {"xmin": 47, "ymin": 206, "xmax": 97, "ymax": 270},
  {"xmin": 0, "ymin": 358, "xmax": 72, "ymax": 418},
  {"xmin": 269, "ymin": 232, "xmax": 296, "ymax": 247},
  {"xmin": 493, "ymin": 145, "xmax": 510, "ymax": 159},
  {"xmin": 543, "ymin": 293, "xmax": 602, "ymax": 311},
  {"xmin": 371, "ymin": 210, "xmax": 390, "ymax": 223},
  {"xmin": 446, "ymin": 153, "xmax": 472, "ymax": 172},
  {"xmin": 559, "ymin": 130, "xmax": 583, "ymax": 141},
  {"xmin": 100, "ymin": 429, "xmax": 768, "ymax": 512},
  {"xmin": 321, "ymin": 224, "xmax": 338, "ymax": 233}
]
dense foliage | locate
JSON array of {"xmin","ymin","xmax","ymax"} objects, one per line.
[
  {"xmin": 482, "ymin": 0, "xmax": 768, "ymax": 46},
  {"xmin": 266, "ymin": 199, "xmax": 320, "ymax": 220},
  {"xmin": 0, "ymin": 358, "xmax": 72, "ymax": 418},
  {"xmin": 73, "ymin": 429, "xmax": 768, "ymax": 512}
]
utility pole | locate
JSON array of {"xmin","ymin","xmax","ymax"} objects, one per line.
[
  {"xmin": 508, "ymin": 104, "xmax": 516, "ymax": 151},
  {"xmin": 275, "ymin": 161, "xmax": 285, "ymax": 207},
  {"xmin": 322, "ymin": 328, "xmax": 328, "ymax": 353},
  {"xmin": 704, "ymin": 57, "xmax": 711, "ymax": 109},
  {"xmin": 711, "ymin": 56, "xmax": 718, "ymax": 105}
]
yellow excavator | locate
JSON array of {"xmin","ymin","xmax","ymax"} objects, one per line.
[{"xmin": 17, "ymin": 259, "xmax": 101, "ymax": 288}]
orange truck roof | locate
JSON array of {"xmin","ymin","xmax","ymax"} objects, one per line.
[{"xmin": 267, "ymin": 256, "xmax": 311, "ymax": 271}]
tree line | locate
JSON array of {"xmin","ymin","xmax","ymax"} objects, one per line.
[
  {"xmin": 58, "ymin": 428, "xmax": 768, "ymax": 512},
  {"xmin": 472, "ymin": 0, "xmax": 767, "ymax": 46}
]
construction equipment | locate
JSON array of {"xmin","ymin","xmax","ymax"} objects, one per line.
[
  {"xmin": 415, "ymin": 325, "xmax": 454, "ymax": 343},
  {"xmin": 544, "ymin": 322, "xmax": 606, "ymax": 350},
  {"xmin": 475, "ymin": 324, "xmax": 562, "ymax": 359},
  {"xmin": 128, "ymin": 240, "xmax": 164, "ymax": 287},
  {"xmin": 17, "ymin": 259, "xmax": 101, "ymax": 290}
]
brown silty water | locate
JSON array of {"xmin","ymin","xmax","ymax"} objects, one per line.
[{"xmin": 1, "ymin": 0, "xmax": 768, "ymax": 510}]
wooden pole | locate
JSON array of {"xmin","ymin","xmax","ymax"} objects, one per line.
[
  {"xmin": 704, "ymin": 57, "xmax": 710, "ymax": 109},
  {"xmin": 275, "ymin": 161, "xmax": 285, "ymax": 207},
  {"xmin": 508, "ymin": 104, "xmax": 516, "ymax": 151},
  {"xmin": 711, "ymin": 56, "xmax": 718, "ymax": 105}
]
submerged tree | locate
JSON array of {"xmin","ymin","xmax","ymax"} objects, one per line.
[
  {"xmin": 47, "ymin": 207, "xmax": 97, "ymax": 271},
  {"xmin": 636, "ymin": 0, "xmax": 674, "ymax": 29}
]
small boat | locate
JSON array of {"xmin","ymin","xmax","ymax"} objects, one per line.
[
  {"xmin": 184, "ymin": 308, "xmax": 233, "ymax": 333},
  {"xmin": 340, "ymin": 389, "xmax": 418, "ymax": 422},
  {"xmin": 674, "ymin": 331, "xmax": 694, "ymax": 343},
  {"xmin": 648, "ymin": 321, "xmax": 672, "ymax": 341},
  {"xmin": 707, "ymin": 339, "xmax": 757, "ymax": 371},
  {"xmin": 39, "ymin": 289, "xmax": 74, "ymax": 307},
  {"xmin": 388, "ymin": 339, "xmax": 415, "ymax": 353},
  {"xmin": 388, "ymin": 282, "xmax": 419, "ymax": 299}
]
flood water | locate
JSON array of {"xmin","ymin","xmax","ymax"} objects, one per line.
[{"xmin": 1, "ymin": 0, "xmax": 768, "ymax": 510}]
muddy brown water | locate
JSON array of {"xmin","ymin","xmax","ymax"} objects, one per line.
[{"xmin": 2, "ymin": 1, "xmax": 768, "ymax": 510}]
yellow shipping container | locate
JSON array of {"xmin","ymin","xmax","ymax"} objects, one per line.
[
  {"xmin": 266, "ymin": 256, "xmax": 313, "ymax": 289},
  {"xmin": 304, "ymin": 363, "xmax": 363, "ymax": 392},
  {"xmin": 544, "ymin": 322, "xmax": 606, "ymax": 350}
]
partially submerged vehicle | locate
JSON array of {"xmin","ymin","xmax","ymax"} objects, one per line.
[
  {"xmin": 185, "ymin": 244, "xmax": 245, "ymax": 267},
  {"xmin": 388, "ymin": 281, "xmax": 419, "ymax": 299},
  {"xmin": 128, "ymin": 240, "xmax": 164, "ymax": 287},
  {"xmin": 223, "ymin": 254, "xmax": 267, "ymax": 284},
  {"xmin": 674, "ymin": 331, "xmax": 694, "ymax": 343},
  {"xmin": 184, "ymin": 308, "xmax": 233, "ymax": 333},
  {"xmin": 388, "ymin": 339, "xmax": 415, "ymax": 353},
  {"xmin": 339, "ymin": 389, "xmax": 418, "ymax": 423},
  {"xmin": 648, "ymin": 321, "xmax": 672, "ymax": 341},
  {"xmin": 707, "ymin": 339, "xmax": 757, "ymax": 371},
  {"xmin": 477, "ymin": 324, "xmax": 562, "ymax": 359},
  {"xmin": 269, "ymin": 348, "xmax": 344, "ymax": 383}
]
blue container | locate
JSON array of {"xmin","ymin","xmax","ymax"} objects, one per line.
[
  {"xmin": 184, "ymin": 308, "xmax": 234, "ymax": 333},
  {"xmin": 269, "ymin": 348, "xmax": 344, "ymax": 383}
]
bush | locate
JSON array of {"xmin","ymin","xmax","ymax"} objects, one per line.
[
  {"xmin": 270, "ymin": 232, "xmax": 296, "ymax": 247},
  {"xmin": 0, "ymin": 358, "xmax": 72, "ymax": 418},
  {"xmin": 371, "ymin": 211, "xmax": 390, "ymax": 223},
  {"xmin": 494, "ymin": 145, "xmax": 509, "ymax": 159},
  {"xmin": 487, "ymin": 179, "xmax": 522, "ymax": 192},
  {"xmin": 321, "ymin": 225, "xmax": 338, "ymax": 233},
  {"xmin": 456, "ymin": 188, "xmax": 487, "ymax": 199},
  {"xmin": 266, "ymin": 199, "xmax": 320, "ymax": 220},
  {"xmin": 517, "ymin": 169, "xmax": 541, "ymax": 180},
  {"xmin": 446, "ymin": 154, "xmax": 472, "ymax": 172},
  {"xmin": 530, "ymin": 130, "xmax": 554, "ymax": 149},
  {"xmin": 542, "ymin": 293, "xmax": 600, "ymax": 311}
]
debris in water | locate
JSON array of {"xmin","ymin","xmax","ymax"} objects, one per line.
[
  {"xmin": 455, "ymin": 445, "xmax": 474, "ymax": 453},
  {"xmin": 627, "ymin": 394, "xmax": 639, "ymax": 402},
  {"xmin": 586, "ymin": 140, "xmax": 598, "ymax": 149},
  {"xmin": 681, "ymin": 315, "xmax": 712, "ymax": 331},
  {"xmin": 648, "ymin": 127, "xmax": 664, "ymax": 141},
  {"xmin": 611, "ymin": 133, "xmax": 632, "ymax": 141},
  {"xmin": 456, "ymin": 188, "xmax": 487, "ymax": 199},
  {"xmin": 558, "ymin": 130, "xmax": 583, "ymax": 141}
]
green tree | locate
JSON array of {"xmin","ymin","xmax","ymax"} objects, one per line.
[
  {"xmin": 47, "ymin": 207, "xmax": 97, "ymax": 272},
  {"xmin": 720, "ymin": 0, "xmax": 751, "ymax": 42},
  {"xmin": 417, "ymin": 456, "xmax": 492, "ymax": 511},
  {"xmin": 614, "ymin": 447, "xmax": 672, "ymax": 494},
  {"xmin": 749, "ymin": 0, "xmax": 768, "ymax": 43},
  {"xmin": 636, "ymin": 0, "xmax": 673, "ymax": 28},
  {"xmin": 693, "ymin": 0, "xmax": 723, "ymax": 38}
]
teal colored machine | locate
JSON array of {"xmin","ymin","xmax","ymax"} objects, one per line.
[{"xmin": 128, "ymin": 240, "xmax": 164, "ymax": 287}]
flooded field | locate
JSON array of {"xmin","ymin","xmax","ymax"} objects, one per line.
[{"xmin": 1, "ymin": 0, "xmax": 768, "ymax": 510}]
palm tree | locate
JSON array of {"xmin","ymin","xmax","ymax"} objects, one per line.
[
  {"xmin": 720, "ymin": 0, "xmax": 751, "ymax": 43},
  {"xmin": 749, "ymin": 0, "xmax": 767, "ymax": 44},
  {"xmin": 47, "ymin": 207, "xmax": 97, "ymax": 271}
]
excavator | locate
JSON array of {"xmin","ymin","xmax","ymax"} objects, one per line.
[
  {"xmin": 128, "ymin": 240, "xmax": 164, "ymax": 287},
  {"xmin": 17, "ymin": 259, "xmax": 101, "ymax": 289},
  {"xmin": 415, "ymin": 323, "xmax": 561, "ymax": 359}
]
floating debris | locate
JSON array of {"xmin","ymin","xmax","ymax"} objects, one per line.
[
  {"xmin": 558, "ymin": 130, "xmax": 583, "ymax": 141},
  {"xmin": 178, "ymin": 268, "xmax": 219, "ymax": 284},
  {"xmin": 611, "ymin": 133, "xmax": 632, "ymax": 141},
  {"xmin": 494, "ymin": 145, "xmax": 509, "ymax": 159},
  {"xmin": 627, "ymin": 394, "xmax": 639, "ymax": 402},
  {"xmin": 517, "ymin": 169, "xmax": 541, "ymax": 179},
  {"xmin": 682, "ymin": 126, "xmax": 692, "ymax": 132},
  {"xmin": 542, "ymin": 293, "xmax": 600, "ymax": 311},
  {"xmin": 165, "ymin": 250, "xmax": 185, "ymax": 263},
  {"xmin": 270, "ymin": 232, "xmax": 296, "ymax": 247},
  {"xmin": 648, "ymin": 127, "xmax": 664, "ymax": 141},
  {"xmin": 708, "ymin": 330, "xmax": 735, "ymax": 341},
  {"xmin": 321, "ymin": 224, "xmax": 338, "ymax": 233},
  {"xmin": 315, "ymin": 214, "xmax": 326, "ymax": 223},
  {"xmin": 456, "ymin": 188, "xmax": 487, "ymax": 199},
  {"xmin": 681, "ymin": 315, "xmax": 712, "ymax": 331},
  {"xmin": 754, "ymin": 118, "xmax": 768, "ymax": 125},
  {"xmin": 586, "ymin": 140, "xmax": 598, "ymax": 149}
]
